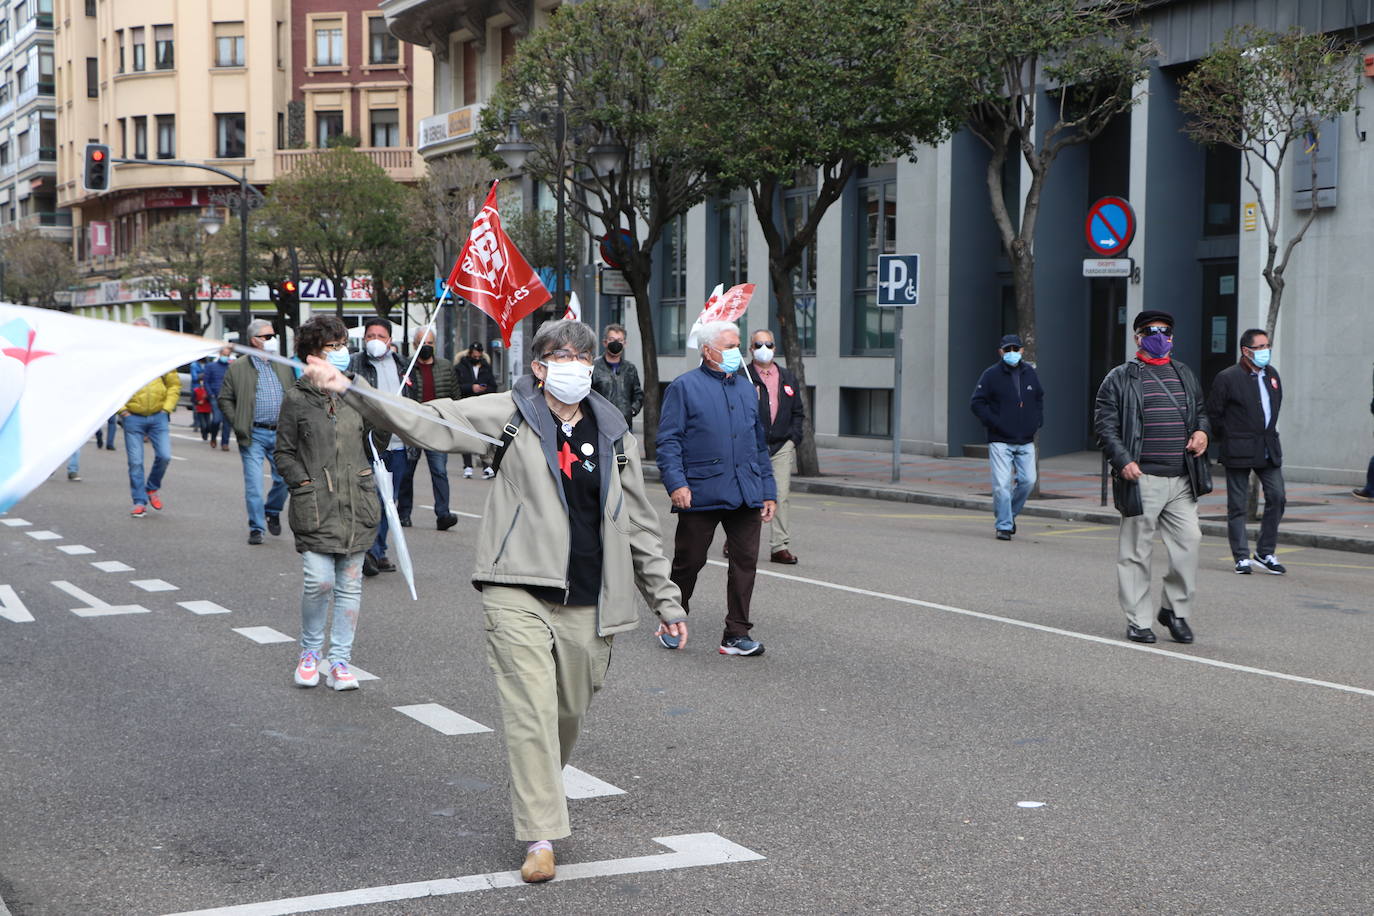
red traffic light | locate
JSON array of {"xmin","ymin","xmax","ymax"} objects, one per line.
[
  {"xmin": 91, "ymin": 149, "xmax": 106, "ymax": 162},
  {"xmin": 281, "ymin": 280, "xmax": 298, "ymax": 293}
]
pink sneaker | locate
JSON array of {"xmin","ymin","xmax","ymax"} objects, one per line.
[
  {"xmin": 326, "ymin": 661, "xmax": 358, "ymax": 691},
  {"xmin": 294, "ymin": 650, "xmax": 320, "ymax": 687}
]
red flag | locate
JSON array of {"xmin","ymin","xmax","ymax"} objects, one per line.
[{"xmin": 445, "ymin": 181, "xmax": 550, "ymax": 346}]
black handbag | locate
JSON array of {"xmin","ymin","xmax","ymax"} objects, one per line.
[
  {"xmin": 1111, "ymin": 472, "xmax": 1143, "ymax": 517},
  {"xmin": 1143, "ymin": 367, "xmax": 1214, "ymax": 499}
]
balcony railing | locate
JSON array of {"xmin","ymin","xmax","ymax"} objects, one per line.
[
  {"xmin": 17, "ymin": 147, "xmax": 55, "ymax": 172},
  {"xmin": 14, "ymin": 210, "xmax": 73, "ymax": 230},
  {"xmin": 275, "ymin": 147, "xmax": 420, "ymax": 182}
]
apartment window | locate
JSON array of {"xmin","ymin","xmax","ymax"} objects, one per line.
[
  {"xmin": 15, "ymin": 1, "xmax": 28, "ymax": 27},
  {"xmin": 657, "ymin": 214, "xmax": 687, "ymax": 354},
  {"xmin": 39, "ymin": 115, "xmax": 54, "ymax": 157},
  {"xmin": 115, "ymin": 30, "xmax": 124, "ymax": 73},
  {"xmin": 368, "ymin": 16, "xmax": 398, "ymax": 64},
  {"xmin": 38, "ymin": 48, "xmax": 53, "ymax": 92},
  {"xmin": 216, "ymin": 112, "xmax": 245, "ymax": 158},
  {"xmin": 0, "ymin": 142, "xmax": 10, "ymax": 166},
  {"xmin": 0, "ymin": 19, "xmax": 8, "ymax": 45},
  {"xmin": 36, "ymin": 0, "xmax": 52, "ymax": 28},
  {"xmin": 85, "ymin": 57, "xmax": 97, "ymax": 97},
  {"xmin": 214, "ymin": 22, "xmax": 245, "ymax": 67},
  {"xmin": 86, "ymin": 0, "xmax": 96, "ymax": 15},
  {"xmin": 840, "ymin": 388, "xmax": 892, "ymax": 438},
  {"xmin": 156, "ymin": 115, "xmax": 174, "ymax": 158},
  {"xmin": 116, "ymin": 116, "xmax": 125, "ymax": 157},
  {"xmin": 314, "ymin": 20, "xmax": 342, "ymax": 67},
  {"xmin": 851, "ymin": 167, "xmax": 897, "ymax": 353},
  {"xmin": 462, "ymin": 42, "xmax": 478, "ymax": 106},
  {"xmin": 0, "ymin": 69, "xmax": 11, "ymax": 106},
  {"xmin": 784, "ymin": 183, "xmax": 818, "ymax": 354},
  {"xmin": 154, "ymin": 25, "xmax": 173, "ymax": 70},
  {"xmin": 277, "ymin": 112, "xmax": 284, "ymax": 149},
  {"xmin": 16, "ymin": 65, "xmax": 28, "ymax": 93},
  {"xmin": 17, "ymin": 129, "xmax": 31, "ymax": 156},
  {"xmin": 131, "ymin": 27, "xmax": 145, "ymax": 72},
  {"xmin": 316, "ymin": 110, "xmax": 343, "ymax": 148},
  {"xmin": 370, "ymin": 109, "xmax": 399, "ymax": 147},
  {"xmin": 133, "ymin": 116, "xmax": 147, "ymax": 159}
]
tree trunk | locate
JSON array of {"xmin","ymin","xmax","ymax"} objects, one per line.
[
  {"xmin": 334, "ymin": 274, "xmax": 345, "ymax": 319},
  {"xmin": 624, "ymin": 251, "xmax": 660, "ymax": 460},
  {"xmin": 770, "ymin": 261, "xmax": 818, "ymax": 477}
]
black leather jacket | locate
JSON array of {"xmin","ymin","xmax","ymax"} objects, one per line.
[{"xmin": 1094, "ymin": 357, "xmax": 1211, "ymax": 472}]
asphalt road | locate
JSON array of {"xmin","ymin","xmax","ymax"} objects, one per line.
[{"xmin": 3, "ymin": 430, "xmax": 1374, "ymax": 915}]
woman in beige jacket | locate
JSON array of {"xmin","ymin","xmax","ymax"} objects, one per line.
[{"xmin": 302, "ymin": 319, "xmax": 686, "ymax": 883}]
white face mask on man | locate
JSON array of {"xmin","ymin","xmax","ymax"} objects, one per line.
[
  {"xmin": 540, "ymin": 360, "xmax": 593, "ymax": 404},
  {"xmin": 364, "ymin": 338, "xmax": 389, "ymax": 359},
  {"xmin": 753, "ymin": 344, "xmax": 775, "ymax": 363}
]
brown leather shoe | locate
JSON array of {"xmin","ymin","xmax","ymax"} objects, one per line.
[
  {"xmin": 520, "ymin": 848, "xmax": 556, "ymax": 883},
  {"xmin": 770, "ymin": 549, "xmax": 799, "ymax": 565}
]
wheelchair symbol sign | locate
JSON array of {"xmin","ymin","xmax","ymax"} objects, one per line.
[{"xmin": 877, "ymin": 254, "xmax": 920, "ymax": 307}]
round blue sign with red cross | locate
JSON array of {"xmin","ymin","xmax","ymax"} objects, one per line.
[{"xmin": 1084, "ymin": 196, "xmax": 1136, "ymax": 257}]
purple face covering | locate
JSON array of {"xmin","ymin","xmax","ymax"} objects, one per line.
[{"xmin": 1140, "ymin": 332, "xmax": 1173, "ymax": 358}]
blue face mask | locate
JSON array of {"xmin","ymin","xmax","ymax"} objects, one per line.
[
  {"xmin": 218, "ymin": 355, "xmax": 230, "ymax": 364},
  {"xmin": 1002, "ymin": 350, "xmax": 1022, "ymax": 367},
  {"xmin": 326, "ymin": 348, "xmax": 351, "ymax": 371},
  {"xmin": 717, "ymin": 346, "xmax": 742, "ymax": 373},
  {"xmin": 1249, "ymin": 348, "xmax": 1271, "ymax": 369}
]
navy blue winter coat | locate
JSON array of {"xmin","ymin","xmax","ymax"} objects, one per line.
[
  {"xmin": 970, "ymin": 360, "xmax": 1045, "ymax": 445},
  {"xmin": 656, "ymin": 364, "xmax": 777, "ymax": 511}
]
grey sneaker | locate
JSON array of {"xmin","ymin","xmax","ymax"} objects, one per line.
[
  {"xmin": 1234, "ymin": 558, "xmax": 1251, "ymax": 575},
  {"xmin": 1253, "ymin": 553, "xmax": 1286, "ymax": 575},
  {"xmin": 719, "ymin": 634, "xmax": 764, "ymax": 657}
]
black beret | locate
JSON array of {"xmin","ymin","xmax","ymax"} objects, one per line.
[{"xmin": 1133, "ymin": 310, "xmax": 1174, "ymax": 332}]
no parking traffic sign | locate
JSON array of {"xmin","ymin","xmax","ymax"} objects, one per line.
[{"xmin": 1084, "ymin": 197, "xmax": 1136, "ymax": 257}]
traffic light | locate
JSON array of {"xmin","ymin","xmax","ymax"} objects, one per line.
[
  {"xmin": 278, "ymin": 279, "xmax": 300, "ymax": 327},
  {"xmin": 82, "ymin": 143, "xmax": 111, "ymax": 192}
]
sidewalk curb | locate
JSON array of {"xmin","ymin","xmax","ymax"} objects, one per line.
[{"xmin": 641, "ymin": 466, "xmax": 1374, "ymax": 555}]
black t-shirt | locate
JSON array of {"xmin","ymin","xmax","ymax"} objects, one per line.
[{"xmin": 527, "ymin": 406, "xmax": 603, "ymax": 607}]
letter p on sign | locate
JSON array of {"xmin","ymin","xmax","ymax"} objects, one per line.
[{"xmin": 877, "ymin": 254, "xmax": 920, "ymax": 307}]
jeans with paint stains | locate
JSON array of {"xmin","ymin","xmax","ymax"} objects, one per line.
[{"xmin": 299, "ymin": 551, "xmax": 365, "ymax": 666}]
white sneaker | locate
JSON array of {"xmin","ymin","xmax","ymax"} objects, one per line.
[
  {"xmin": 326, "ymin": 661, "xmax": 359, "ymax": 690},
  {"xmin": 463, "ymin": 467, "xmax": 473, "ymax": 479},
  {"xmin": 482, "ymin": 467, "xmax": 496, "ymax": 479},
  {"xmin": 294, "ymin": 650, "xmax": 320, "ymax": 687}
]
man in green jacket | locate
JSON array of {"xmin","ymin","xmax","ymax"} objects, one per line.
[
  {"xmin": 218, "ymin": 319, "xmax": 297, "ymax": 545},
  {"xmin": 120, "ymin": 319, "xmax": 180, "ymax": 518},
  {"xmin": 398, "ymin": 327, "xmax": 459, "ymax": 530}
]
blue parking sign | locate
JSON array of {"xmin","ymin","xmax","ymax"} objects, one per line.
[{"xmin": 877, "ymin": 254, "xmax": 919, "ymax": 306}]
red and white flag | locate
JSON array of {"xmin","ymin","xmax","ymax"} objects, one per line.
[
  {"xmin": 445, "ymin": 181, "xmax": 550, "ymax": 347},
  {"xmin": 563, "ymin": 290, "xmax": 582, "ymax": 322},
  {"xmin": 686, "ymin": 282, "xmax": 756, "ymax": 349}
]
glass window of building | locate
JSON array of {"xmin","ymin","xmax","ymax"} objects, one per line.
[
  {"xmin": 38, "ymin": 48, "xmax": 53, "ymax": 92},
  {"xmin": 14, "ymin": 1, "xmax": 28, "ymax": 27},
  {"xmin": 116, "ymin": 116, "xmax": 125, "ymax": 157},
  {"xmin": 37, "ymin": 0, "xmax": 52, "ymax": 28},
  {"xmin": 86, "ymin": 0, "xmax": 96, "ymax": 16},
  {"xmin": 0, "ymin": 18, "xmax": 8, "ymax": 45},
  {"xmin": 851, "ymin": 168, "xmax": 897, "ymax": 353},
  {"xmin": 154, "ymin": 25, "xmax": 174, "ymax": 70},
  {"xmin": 1202, "ymin": 144, "xmax": 1241, "ymax": 237},
  {"xmin": 216, "ymin": 113, "xmax": 245, "ymax": 158},
  {"xmin": 18, "ymin": 128, "xmax": 31, "ymax": 156},
  {"xmin": 1, "ymin": 69, "xmax": 11, "ymax": 106},
  {"xmin": 133, "ymin": 116, "xmax": 147, "ymax": 159},
  {"xmin": 85, "ymin": 57, "xmax": 97, "ymax": 97},
  {"xmin": 131, "ymin": 27, "xmax": 145, "ymax": 72},
  {"xmin": 0, "ymin": 142, "xmax": 9, "ymax": 166},
  {"xmin": 368, "ymin": 16, "xmax": 398, "ymax": 65},
  {"xmin": 314, "ymin": 21, "xmax": 343, "ymax": 67},
  {"xmin": 39, "ymin": 114, "xmax": 53, "ymax": 158},
  {"xmin": 16, "ymin": 65, "xmax": 27, "ymax": 93},
  {"xmin": 840, "ymin": 388, "xmax": 892, "ymax": 438},
  {"xmin": 370, "ymin": 109, "xmax": 399, "ymax": 147},
  {"xmin": 658, "ymin": 214, "xmax": 687, "ymax": 354},
  {"xmin": 115, "ymin": 30, "xmax": 123, "ymax": 73},
  {"xmin": 783, "ymin": 183, "xmax": 818, "ymax": 354},
  {"xmin": 316, "ymin": 110, "xmax": 343, "ymax": 148},
  {"xmin": 156, "ymin": 115, "xmax": 174, "ymax": 159},
  {"xmin": 214, "ymin": 23, "xmax": 245, "ymax": 67}
]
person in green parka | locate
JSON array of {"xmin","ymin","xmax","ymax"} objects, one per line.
[{"xmin": 274, "ymin": 315, "xmax": 381, "ymax": 691}]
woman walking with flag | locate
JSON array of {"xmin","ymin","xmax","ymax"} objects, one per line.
[{"xmin": 301, "ymin": 318, "xmax": 686, "ymax": 883}]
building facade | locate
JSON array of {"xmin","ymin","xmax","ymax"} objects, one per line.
[
  {"xmin": 0, "ymin": 0, "xmax": 65, "ymax": 245},
  {"xmin": 387, "ymin": 0, "xmax": 1374, "ymax": 483}
]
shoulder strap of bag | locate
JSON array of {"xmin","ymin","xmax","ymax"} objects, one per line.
[
  {"xmin": 1143, "ymin": 365, "xmax": 1191, "ymax": 428},
  {"xmin": 489, "ymin": 408, "xmax": 629, "ymax": 475}
]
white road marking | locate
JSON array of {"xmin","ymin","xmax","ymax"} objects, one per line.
[
  {"xmin": 0, "ymin": 585, "xmax": 35, "ymax": 623},
  {"xmin": 162, "ymin": 832, "xmax": 763, "ymax": 916},
  {"xmin": 349, "ymin": 666, "xmax": 379, "ymax": 682},
  {"xmin": 178, "ymin": 600, "xmax": 231, "ymax": 615},
  {"xmin": 51, "ymin": 580, "xmax": 150, "ymax": 617},
  {"xmin": 419, "ymin": 505, "xmax": 482, "ymax": 519},
  {"xmin": 712, "ymin": 560, "xmax": 1374, "ymax": 699},
  {"xmin": 130, "ymin": 579, "xmax": 178, "ymax": 592},
  {"xmin": 562, "ymin": 765, "xmax": 626, "ymax": 798},
  {"xmin": 57, "ymin": 545, "xmax": 96, "ymax": 555},
  {"xmin": 233, "ymin": 626, "xmax": 294, "ymax": 644},
  {"xmin": 170, "ymin": 433, "xmax": 204, "ymax": 442},
  {"xmin": 169, "ymin": 455, "xmax": 188, "ymax": 462},
  {"xmin": 0, "ymin": 518, "xmax": 31, "ymax": 526},
  {"xmin": 392, "ymin": 703, "xmax": 492, "ymax": 735},
  {"xmin": 25, "ymin": 530, "xmax": 61, "ymax": 541},
  {"xmin": 92, "ymin": 560, "xmax": 135, "ymax": 573}
]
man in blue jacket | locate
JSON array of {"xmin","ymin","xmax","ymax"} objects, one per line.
[
  {"xmin": 970, "ymin": 333, "xmax": 1044, "ymax": 540},
  {"xmin": 657, "ymin": 321, "xmax": 777, "ymax": 657}
]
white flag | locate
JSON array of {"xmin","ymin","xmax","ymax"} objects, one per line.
[
  {"xmin": 563, "ymin": 290, "xmax": 582, "ymax": 322},
  {"xmin": 0, "ymin": 304, "xmax": 221, "ymax": 512}
]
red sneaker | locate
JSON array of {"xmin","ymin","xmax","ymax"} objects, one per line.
[
  {"xmin": 130, "ymin": 505, "xmax": 146, "ymax": 518},
  {"xmin": 147, "ymin": 490, "xmax": 163, "ymax": 511}
]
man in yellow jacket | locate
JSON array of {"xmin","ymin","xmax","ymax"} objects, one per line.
[{"xmin": 119, "ymin": 318, "xmax": 180, "ymax": 518}]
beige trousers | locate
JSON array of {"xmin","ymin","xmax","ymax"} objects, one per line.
[
  {"xmin": 1117, "ymin": 474, "xmax": 1201, "ymax": 629},
  {"xmin": 768, "ymin": 440, "xmax": 796, "ymax": 552},
  {"xmin": 482, "ymin": 585, "xmax": 612, "ymax": 841}
]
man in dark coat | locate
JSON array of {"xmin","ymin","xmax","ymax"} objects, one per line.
[
  {"xmin": 398, "ymin": 326, "xmax": 459, "ymax": 531},
  {"xmin": 589, "ymin": 323, "xmax": 644, "ymax": 430},
  {"xmin": 970, "ymin": 333, "xmax": 1044, "ymax": 540},
  {"xmin": 454, "ymin": 340, "xmax": 497, "ymax": 478},
  {"xmin": 1206, "ymin": 328, "xmax": 1286, "ymax": 575},
  {"xmin": 745, "ymin": 328, "xmax": 805, "ymax": 564}
]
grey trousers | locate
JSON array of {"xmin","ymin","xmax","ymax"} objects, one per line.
[
  {"xmin": 1117, "ymin": 474, "xmax": 1201, "ymax": 628},
  {"xmin": 1224, "ymin": 465, "xmax": 1285, "ymax": 560},
  {"xmin": 482, "ymin": 586, "xmax": 612, "ymax": 841}
]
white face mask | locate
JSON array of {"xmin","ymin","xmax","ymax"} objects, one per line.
[
  {"xmin": 364, "ymin": 338, "xmax": 389, "ymax": 359},
  {"xmin": 259, "ymin": 337, "xmax": 279, "ymax": 355},
  {"xmin": 540, "ymin": 360, "xmax": 593, "ymax": 404},
  {"xmin": 753, "ymin": 344, "xmax": 775, "ymax": 364}
]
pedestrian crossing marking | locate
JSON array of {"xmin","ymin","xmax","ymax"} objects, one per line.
[
  {"xmin": 350, "ymin": 666, "xmax": 379, "ymax": 682},
  {"xmin": 178, "ymin": 600, "xmax": 231, "ymax": 615},
  {"xmin": 51, "ymin": 580, "xmax": 150, "ymax": 617},
  {"xmin": 57, "ymin": 545, "xmax": 96, "ymax": 555},
  {"xmin": 392, "ymin": 703, "xmax": 492, "ymax": 735},
  {"xmin": 25, "ymin": 530, "xmax": 61, "ymax": 540},
  {"xmin": 563, "ymin": 765, "xmax": 626, "ymax": 798},
  {"xmin": 92, "ymin": 560, "xmax": 135, "ymax": 573},
  {"xmin": 0, "ymin": 518, "xmax": 31, "ymax": 526},
  {"xmin": 131, "ymin": 579, "xmax": 178, "ymax": 592},
  {"xmin": 233, "ymin": 626, "xmax": 294, "ymax": 644}
]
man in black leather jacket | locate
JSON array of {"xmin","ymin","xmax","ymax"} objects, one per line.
[{"xmin": 1093, "ymin": 310, "xmax": 1210, "ymax": 646}]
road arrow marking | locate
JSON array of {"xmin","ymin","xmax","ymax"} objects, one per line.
[
  {"xmin": 562, "ymin": 765, "xmax": 626, "ymax": 798},
  {"xmin": 0, "ymin": 585, "xmax": 35, "ymax": 623},
  {"xmin": 162, "ymin": 832, "xmax": 763, "ymax": 916},
  {"xmin": 393, "ymin": 703, "xmax": 491, "ymax": 735},
  {"xmin": 51, "ymin": 580, "xmax": 150, "ymax": 617}
]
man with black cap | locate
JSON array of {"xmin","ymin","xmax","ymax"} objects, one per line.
[
  {"xmin": 1094, "ymin": 310, "xmax": 1211, "ymax": 645},
  {"xmin": 455, "ymin": 340, "xmax": 497, "ymax": 478},
  {"xmin": 970, "ymin": 333, "xmax": 1044, "ymax": 540}
]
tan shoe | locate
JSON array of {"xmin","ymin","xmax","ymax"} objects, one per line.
[{"xmin": 520, "ymin": 847, "xmax": 555, "ymax": 883}]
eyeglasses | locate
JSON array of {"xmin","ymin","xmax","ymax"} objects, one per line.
[
  {"xmin": 1002, "ymin": 345, "xmax": 1021, "ymax": 352},
  {"xmin": 1141, "ymin": 326, "xmax": 1173, "ymax": 337},
  {"xmin": 541, "ymin": 349, "xmax": 594, "ymax": 366},
  {"xmin": 322, "ymin": 341, "xmax": 348, "ymax": 352},
  {"xmin": 752, "ymin": 341, "xmax": 775, "ymax": 350},
  {"xmin": 255, "ymin": 333, "xmax": 277, "ymax": 340}
]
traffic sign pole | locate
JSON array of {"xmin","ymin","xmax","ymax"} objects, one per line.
[{"xmin": 891, "ymin": 308, "xmax": 903, "ymax": 483}]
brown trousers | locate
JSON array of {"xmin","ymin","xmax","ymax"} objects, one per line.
[{"xmin": 670, "ymin": 506, "xmax": 761, "ymax": 641}]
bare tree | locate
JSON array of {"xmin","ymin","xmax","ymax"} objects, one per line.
[
  {"xmin": 123, "ymin": 215, "xmax": 232, "ymax": 334},
  {"xmin": 1, "ymin": 229, "xmax": 77, "ymax": 310}
]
